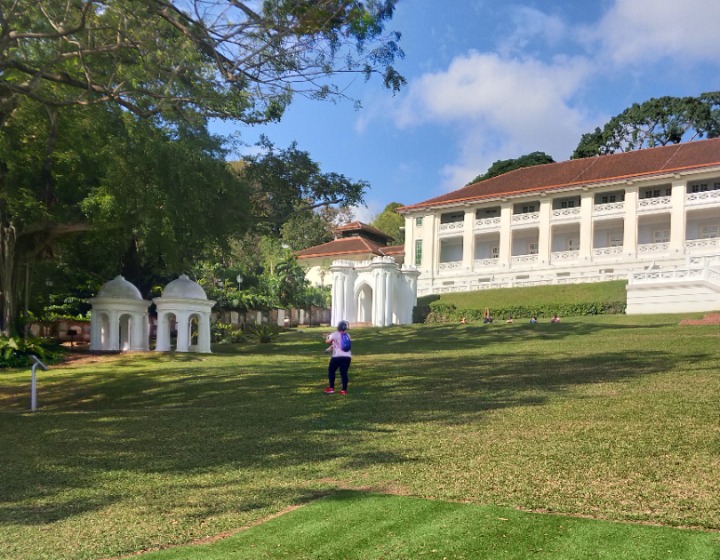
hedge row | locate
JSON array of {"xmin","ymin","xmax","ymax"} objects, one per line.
[{"xmin": 422, "ymin": 301, "xmax": 626, "ymax": 323}]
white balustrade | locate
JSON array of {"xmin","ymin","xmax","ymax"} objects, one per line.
[
  {"xmin": 592, "ymin": 246, "xmax": 623, "ymax": 257},
  {"xmin": 593, "ymin": 201, "xmax": 624, "ymax": 215},
  {"xmin": 552, "ymin": 207, "xmax": 581, "ymax": 220},
  {"xmin": 637, "ymin": 242, "xmax": 669, "ymax": 253},
  {"xmin": 512, "ymin": 212, "xmax": 540, "ymax": 224},
  {"xmin": 638, "ymin": 196, "xmax": 671, "ymax": 211},
  {"xmin": 686, "ymin": 190, "xmax": 720, "ymax": 206},
  {"xmin": 474, "ymin": 217, "xmax": 501, "ymax": 229},
  {"xmin": 550, "ymin": 250, "xmax": 580, "ymax": 261}
]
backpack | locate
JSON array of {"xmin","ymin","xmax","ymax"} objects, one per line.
[{"xmin": 340, "ymin": 331, "xmax": 352, "ymax": 352}]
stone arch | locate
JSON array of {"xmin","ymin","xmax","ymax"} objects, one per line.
[{"xmin": 355, "ymin": 282, "xmax": 374, "ymax": 323}]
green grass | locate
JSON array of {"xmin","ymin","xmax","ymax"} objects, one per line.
[
  {"xmin": 1, "ymin": 315, "xmax": 719, "ymax": 559},
  {"xmin": 419, "ymin": 280, "xmax": 628, "ymax": 310},
  {"xmin": 140, "ymin": 492, "xmax": 720, "ymax": 560}
]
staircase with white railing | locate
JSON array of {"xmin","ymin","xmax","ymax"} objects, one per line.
[{"xmin": 626, "ymin": 255, "xmax": 720, "ymax": 314}]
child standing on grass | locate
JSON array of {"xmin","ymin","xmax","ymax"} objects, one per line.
[{"xmin": 324, "ymin": 321, "xmax": 352, "ymax": 395}]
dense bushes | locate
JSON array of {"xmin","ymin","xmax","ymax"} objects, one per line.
[
  {"xmin": 0, "ymin": 336, "xmax": 64, "ymax": 369},
  {"xmin": 424, "ymin": 300, "xmax": 626, "ymax": 323}
]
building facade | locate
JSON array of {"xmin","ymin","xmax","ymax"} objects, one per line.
[{"xmin": 398, "ymin": 139, "xmax": 720, "ymax": 300}]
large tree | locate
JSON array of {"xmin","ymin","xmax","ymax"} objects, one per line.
[
  {"xmin": 0, "ymin": 100, "xmax": 249, "ymax": 333},
  {"xmin": 467, "ymin": 152, "xmax": 556, "ymax": 184},
  {"xmin": 239, "ymin": 138, "xmax": 367, "ymax": 235},
  {"xmin": 0, "ymin": 0, "xmax": 404, "ymax": 333},
  {"xmin": 370, "ymin": 201, "xmax": 404, "ymax": 243},
  {"xmin": 0, "ymin": 0, "xmax": 405, "ymax": 127},
  {"xmin": 572, "ymin": 92, "xmax": 720, "ymax": 158}
]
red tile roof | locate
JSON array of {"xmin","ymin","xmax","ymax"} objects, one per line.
[
  {"xmin": 296, "ymin": 237, "xmax": 404, "ymax": 261},
  {"xmin": 334, "ymin": 220, "xmax": 395, "ymax": 241},
  {"xmin": 296, "ymin": 236, "xmax": 387, "ymax": 260},
  {"xmin": 398, "ymin": 138, "xmax": 720, "ymax": 212}
]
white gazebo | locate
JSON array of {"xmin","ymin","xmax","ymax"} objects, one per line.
[
  {"xmin": 89, "ymin": 276, "xmax": 151, "ymax": 352},
  {"xmin": 153, "ymin": 274, "xmax": 215, "ymax": 353}
]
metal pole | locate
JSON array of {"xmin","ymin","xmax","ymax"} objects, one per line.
[{"xmin": 31, "ymin": 363, "xmax": 37, "ymax": 412}]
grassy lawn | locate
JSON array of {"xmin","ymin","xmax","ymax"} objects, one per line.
[{"xmin": 1, "ymin": 315, "xmax": 719, "ymax": 559}]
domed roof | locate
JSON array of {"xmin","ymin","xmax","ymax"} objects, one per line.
[
  {"xmin": 161, "ymin": 274, "xmax": 207, "ymax": 300},
  {"xmin": 96, "ymin": 275, "xmax": 143, "ymax": 300}
]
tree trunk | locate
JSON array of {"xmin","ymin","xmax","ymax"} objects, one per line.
[{"xmin": 0, "ymin": 222, "xmax": 17, "ymax": 335}]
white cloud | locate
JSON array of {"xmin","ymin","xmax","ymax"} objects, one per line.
[
  {"xmin": 497, "ymin": 6, "xmax": 567, "ymax": 56},
  {"xmin": 392, "ymin": 51, "xmax": 594, "ymax": 190},
  {"xmin": 591, "ymin": 0, "xmax": 720, "ymax": 65}
]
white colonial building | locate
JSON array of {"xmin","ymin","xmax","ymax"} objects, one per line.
[{"xmin": 398, "ymin": 139, "xmax": 720, "ymax": 312}]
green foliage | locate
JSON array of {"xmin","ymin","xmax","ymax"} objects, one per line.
[
  {"xmin": 240, "ymin": 138, "xmax": 368, "ymax": 234},
  {"xmin": 210, "ymin": 322, "xmax": 245, "ymax": 345},
  {"xmin": 425, "ymin": 300, "xmax": 626, "ymax": 323},
  {"xmin": 370, "ymin": 202, "xmax": 405, "ymax": 243},
  {"xmin": 416, "ymin": 281, "xmax": 628, "ymax": 323},
  {"xmin": 0, "ymin": 336, "xmax": 62, "ymax": 368},
  {"xmin": 572, "ymin": 92, "xmax": 720, "ymax": 158},
  {"xmin": 0, "ymin": 0, "xmax": 404, "ymax": 127},
  {"xmin": 246, "ymin": 323, "xmax": 282, "ymax": 343},
  {"xmin": 468, "ymin": 151, "xmax": 556, "ymax": 184}
]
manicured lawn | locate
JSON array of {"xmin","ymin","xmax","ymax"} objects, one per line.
[
  {"xmin": 140, "ymin": 492, "xmax": 720, "ymax": 560},
  {"xmin": 0, "ymin": 315, "xmax": 719, "ymax": 559}
]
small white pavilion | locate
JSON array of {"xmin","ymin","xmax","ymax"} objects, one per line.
[
  {"xmin": 89, "ymin": 276, "xmax": 151, "ymax": 352},
  {"xmin": 330, "ymin": 256, "xmax": 420, "ymax": 327},
  {"xmin": 153, "ymin": 274, "xmax": 215, "ymax": 353}
]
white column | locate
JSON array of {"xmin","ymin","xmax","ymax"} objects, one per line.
[
  {"xmin": 498, "ymin": 203, "xmax": 513, "ymax": 267},
  {"xmin": 423, "ymin": 213, "xmax": 438, "ymax": 276},
  {"xmin": 384, "ymin": 270, "xmax": 393, "ymax": 325},
  {"xmin": 623, "ymin": 186, "xmax": 639, "ymax": 257},
  {"xmin": 197, "ymin": 313, "xmax": 212, "ymax": 353},
  {"xmin": 462, "ymin": 208, "xmax": 475, "ymax": 270},
  {"xmin": 538, "ymin": 198, "xmax": 552, "ymax": 264},
  {"xmin": 130, "ymin": 312, "xmax": 145, "ymax": 351},
  {"xmin": 579, "ymin": 191, "xmax": 594, "ymax": 260},
  {"xmin": 670, "ymin": 180, "xmax": 687, "ymax": 254},
  {"xmin": 404, "ymin": 215, "xmax": 415, "ymax": 264},
  {"xmin": 374, "ymin": 270, "xmax": 386, "ymax": 327},
  {"xmin": 108, "ymin": 310, "xmax": 120, "ymax": 351},
  {"xmin": 344, "ymin": 271, "xmax": 355, "ymax": 323},
  {"xmin": 89, "ymin": 310, "xmax": 103, "ymax": 351},
  {"xmin": 176, "ymin": 311, "xmax": 190, "ymax": 352},
  {"xmin": 155, "ymin": 311, "xmax": 170, "ymax": 351}
]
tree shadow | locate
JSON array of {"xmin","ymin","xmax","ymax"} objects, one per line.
[{"xmin": 0, "ymin": 318, "xmax": 702, "ymax": 532}]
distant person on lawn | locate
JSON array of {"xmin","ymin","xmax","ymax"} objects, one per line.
[{"xmin": 324, "ymin": 321, "xmax": 352, "ymax": 395}]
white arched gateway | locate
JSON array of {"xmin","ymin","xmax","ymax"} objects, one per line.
[
  {"xmin": 89, "ymin": 276, "xmax": 151, "ymax": 352},
  {"xmin": 153, "ymin": 275, "xmax": 215, "ymax": 353},
  {"xmin": 330, "ymin": 257, "xmax": 420, "ymax": 327}
]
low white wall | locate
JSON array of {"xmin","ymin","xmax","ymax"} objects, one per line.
[{"xmin": 626, "ymin": 280, "xmax": 720, "ymax": 314}]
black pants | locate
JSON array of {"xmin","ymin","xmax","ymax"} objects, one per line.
[{"xmin": 328, "ymin": 357, "xmax": 351, "ymax": 390}]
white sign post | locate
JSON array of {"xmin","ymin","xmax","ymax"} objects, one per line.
[{"xmin": 30, "ymin": 355, "xmax": 48, "ymax": 412}]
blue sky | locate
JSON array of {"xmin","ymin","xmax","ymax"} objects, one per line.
[{"xmin": 217, "ymin": 0, "xmax": 720, "ymax": 222}]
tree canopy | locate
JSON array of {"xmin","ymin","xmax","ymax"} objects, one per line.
[
  {"xmin": 238, "ymin": 138, "xmax": 367, "ymax": 235},
  {"xmin": 572, "ymin": 92, "xmax": 720, "ymax": 158},
  {"xmin": 468, "ymin": 152, "xmax": 556, "ymax": 184},
  {"xmin": 0, "ymin": 0, "xmax": 405, "ymax": 127},
  {"xmin": 0, "ymin": 0, "xmax": 405, "ymax": 334},
  {"xmin": 370, "ymin": 202, "xmax": 404, "ymax": 244}
]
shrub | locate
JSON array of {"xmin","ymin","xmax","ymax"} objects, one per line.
[
  {"xmin": 0, "ymin": 336, "xmax": 63, "ymax": 369},
  {"xmin": 425, "ymin": 300, "xmax": 626, "ymax": 323},
  {"xmin": 246, "ymin": 323, "xmax": 282, "ymax": 343},
  {"xmin": 211, "ymin": 322, "xmax": 245, "ymax": 344}
]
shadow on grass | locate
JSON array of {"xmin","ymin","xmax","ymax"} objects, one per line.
[{"xmin": 0, "ymin": 318, "xmax": 704, "ymax": 528}]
